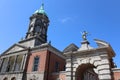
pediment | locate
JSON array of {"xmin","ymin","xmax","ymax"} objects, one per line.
[
  {"xmin": 3, "ymin": 44, "xmax": 28, "ymax": 54},
  {"xmin": 63, "ymin": 43, "xmax": 78, "ymax": 53}
]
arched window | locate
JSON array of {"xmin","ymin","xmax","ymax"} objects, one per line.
[
  {"xmin": 33, "ymin": 56, "xmax": 40, "ymax": 71},
  {"xmin": 3, "ymin": 77, "xmax": 8, "ymax": 80},
  {"xmin": 11, "ymin": 77, "xmax": 16, "ymax": 80}
]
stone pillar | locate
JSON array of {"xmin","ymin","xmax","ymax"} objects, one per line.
[
  {"xmin": 65, "ymin": 51, "xmax": 77, "ymax": 80},
  {"xmin": 0, "ymin": 58, "xmax": 3, "ymax": 72},
  {"xmin": 20, "ymin": 54, "xmax": 27, "ymax": 71},
  {"xmin": 12, "ymin": 55, "xmax": 18, "ymax": 71},
  {"xmin": 72, "ymin": 77, "xmax": 75, "ymax": 80},
  {"xmin": 66, "ymin": 62, "xmax": 72, "ymax": 80},
  {"xmin": 97, "ymin": 54, "xmax": 112, "ymax": 80},
  {"xmin": 72, "ymin": 67, "xmax": 76, "ymax": 80},
  {"xmin": 5, "ymin": 57, "xmax": 10, "ymax": 72},
  {"xmin": 20, "ymin": 54, "xmax": 25, "ymax": 71}
]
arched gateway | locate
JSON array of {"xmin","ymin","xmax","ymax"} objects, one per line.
[
  {"xmin": 64, "ymin": 39, "xmax": 115, "ymax": 80},
  {"xmin": 76, "ymin": 64, "xmax": 99, "ymax": 80},
  {"xmin": 11, "ymin": 77, "xmax": 16, "ymax": 80},
  {"xmin": 3, "ymin": 77, "xmax": 8, "ymax": 80}
]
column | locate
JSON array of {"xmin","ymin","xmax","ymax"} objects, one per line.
[
  {"xmin": 0, "ymin": 58, "xmax": 3, "ymax": 72},
  {"xmin": 72, "ymin": 71, "xmax": 76, "ymax": 80},
  {"xmin": 12, "ymin": 55, "xmax": 18, "ymax": 71},
  {"xmin": 20, "ymin": 54, "xmax": 25, "ymax": 71},
  {"xmin": 5, "ymin": 57, "xmax": 10, "ymax": 72},
  {"xmin": 20, "ymin": 54, "xmax": 27, "ymax": 71}
]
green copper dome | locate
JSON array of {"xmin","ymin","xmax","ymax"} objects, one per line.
[{"xmin": 34, "ymin": 3, "xmax": 47, "ymax": 16}]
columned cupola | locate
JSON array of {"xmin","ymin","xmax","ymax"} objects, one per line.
[{"xmin": 21, "ymin": 3, "xmax": 50, "ymax": 47}]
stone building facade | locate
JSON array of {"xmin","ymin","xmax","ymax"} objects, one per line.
[{"xmin": 0, "ymin": 3, "xmax": 120, "ymax": 80}]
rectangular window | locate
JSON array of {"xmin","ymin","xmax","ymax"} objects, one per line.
[
  {"xmin": 55, "ymin": 62, "xmax": 59, "ymax": 72},
  {"xmin": 33, "ymin": 56, "xmax": 39, "ymax": 71}
]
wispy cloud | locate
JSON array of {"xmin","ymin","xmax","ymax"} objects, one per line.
[{"xmin": 60, "ymin": 17, "xmax": 72, "ymax": 23}]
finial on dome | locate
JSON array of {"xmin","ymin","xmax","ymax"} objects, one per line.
[{"xmin": 34, "ymin": 3, "xmax": 47, "ymax": 16}]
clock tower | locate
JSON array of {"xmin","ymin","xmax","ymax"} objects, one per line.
[{"xmin": 19, "ymin": 4, "xmax": 49, "ymax": 47}]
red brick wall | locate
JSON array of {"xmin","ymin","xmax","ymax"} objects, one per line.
[
  {"xmin": 26, "ymin": 49, "xmax": 66, "ymax": 80},
  {"xmin": 48, "ymin": 52, "xmax": 65, "ymax": 73},
  {"xmin": 27, "ymin": 50, "xmax": 48, "ymax": 72},
  {"xmin": 113, "ymin": 71, "xmax": 120, "ymax": 80},
  {"xmin": 47, "ymin": 51, "xmax": 66, "ymax": 80}
]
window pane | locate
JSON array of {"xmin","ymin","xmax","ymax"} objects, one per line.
[
  {"xmin": 55, "ymin": 62, "xmax": 59, "ymax": 72},
  {"xmin": 34, "ymin": 57, "xmax": 39, "ymax": 64},
  {"xmin": 33, "ymin": 65, "xmax": 38, "ymax": 71},
  {"xmin": 33, "ymin": 57, "xmax": 39, "ymax": 71}
]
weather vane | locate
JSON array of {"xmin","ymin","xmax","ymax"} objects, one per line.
[{"xmin": 81, "ymin": 31, "xmax": 88, "ymax": 41}]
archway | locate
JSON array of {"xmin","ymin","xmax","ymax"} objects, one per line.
[
  {"xmin": 75, "ymin": 64, "xmax": 99, "ymax": 80},
  {"xmin": 11, "ymin": 77, "xmax": 16, "ymax": 80},
  {"xmin": 3, "ymin": 77, "xmax": 8, "ymax": 80}
]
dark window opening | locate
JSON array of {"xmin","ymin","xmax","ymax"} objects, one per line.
[
  {"xmin": 64, "ymin": 65, "xmax": 66, "ymax": 71},
  {"xmin": 33, "ymin": 56, "xmax": 40, "ymax": 71},
  {"xmin": 55, "ymin": 62, "xmax": 59, "ymax": 72},
  {"xmin": 3, "ymin": 77, "xmax": 8, "ymax": 80},
  {"xmin": 11, "ymin": 77, "xmax": 16, "ymax": 80}
]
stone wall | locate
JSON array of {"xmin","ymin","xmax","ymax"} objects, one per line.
[
  {"xmin": 27, "ymin": 72, "xmax": 44, "ymax": 80},
  {"xmin": 65, "ymin": 48, "xmax": 113, "ymax": 80},
  {"xmin": 0, "ymin": 73, "xmax": 23, "ymax": 80},
  {"xmin": 51, "ymin": 71, "xmax": 66, "ymax": 80}
]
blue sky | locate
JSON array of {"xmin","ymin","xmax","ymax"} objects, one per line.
[{"xmin": 0, "ymin": 0, "xmax": 120, "ymax": 67}]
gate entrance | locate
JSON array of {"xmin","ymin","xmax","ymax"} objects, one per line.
[{"xmin": 76, "ymin": 64, "xmax": 99, "ymax": 80}]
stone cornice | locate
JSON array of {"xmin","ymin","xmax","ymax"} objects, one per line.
[
  {"xmin": 27, "ymin": 71, "xmax": 45, "ymax": 74},
  {"xmin": 1, "ymin": 49, "xmax": 29, "ymax": 58},
  {"xmin": 19, "ymin": 37, "xmax": 36, "ymax": 43},
  {"xmin": 64, "ymin": 46, "xmax": 114, "ymax": 58},
  {"xmin": 0, "ymin": 71, "xmax": 23, "ymax": 75},
  {"xmin": 112, "ymin": 68, "xmax": 120, "ymax": 72},
  {"xmin": 30, "ymin": 43, "xmax": 66, "ymax": 59}
]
